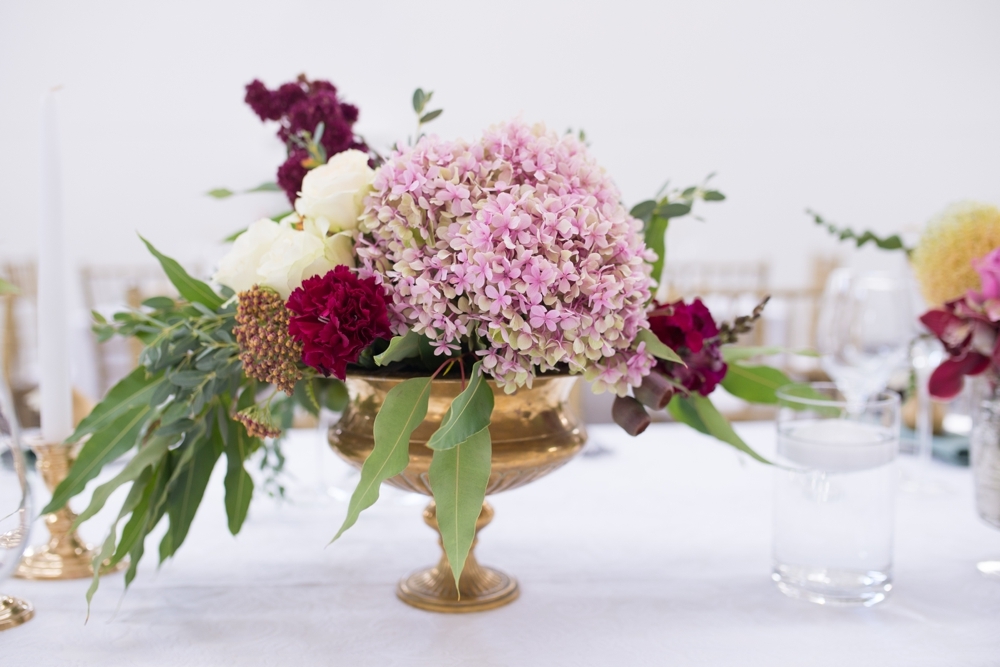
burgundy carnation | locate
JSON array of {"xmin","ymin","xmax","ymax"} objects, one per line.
[
  {"xmin": 649, "ymin": 298, "xmax": 727, "ymax": 396},
  {"xmin": 286, "ymin": 266, "xmax": 392, "ymax": 380}
]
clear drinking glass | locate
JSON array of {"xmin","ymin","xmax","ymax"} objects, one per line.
[
  {"xmin": 817, "ymin": 269, "xmax": 914, "ymax": 404},
  {"xmin": 772, "ymin": 383, "xmax": 900, "ymax": 606}
]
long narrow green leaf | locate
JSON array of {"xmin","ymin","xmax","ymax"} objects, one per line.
[
  {"xmin": 85, "ymin": 530, "xmax": 118, "ymax": 620},
  {"xmin": 427, "ymin": 362, "xmax": 493, "ymax": 451},
  {"xmin": 374, "ymin": 331, "xmax": 423, "ymax": 366},
  {"xmin": 69, "ymin": 367, "xmax": 163, "ymax": 442},
  {"xmin": 645, "ymin": 215, "xmax": 669, "ymax": 287},
  {"xmin": 139, "ymin": 235, "xmax": 224, "ymax": 310},
  {"xmin": 635, "ymin": 329, "xmax": 684, "ymax": 365},
  {"xmin": 223, "ymin": 420, "xmax": 255, "ymax": 535},
  {"xmin": 160, "ymin": 436, "xmax": 222, "ymax": 562},
  {"xmin": 688, "ymin": 394, "xmax": 771, "ymax": 464},
  {"xmin": 124, "ymin": 455, "xmax": 173, "ymax": 588},
  {"xmin": 109, "ymin": 467, "xmax": 156, "ymax": 566},
  {"xmin": 44, "ymin": 404, "xmax": 154, "ymax": 514},
  {"xmin": 721, "ymin": 345, "xmax": 819, "ymax": 363},
  {"xmin": 73, "ymin": 435, "xmax": 172, "ymax": 526},
  {"xmin": 84, "ymin": 464, "xmax": 155, "ymax": 616},
  {"xmin": 720, "ymin": 364, "xmax": 793, "ymax": 405},
  {"xmin": 667, "ymin": 394, "xmax": 709, "ymax": 435},
  {"xmin": 331, "ymin": 377, "xmax": 432, "ymax": 542},
  {"xmin": 428, "ymin": 427, "xmax": 492, "ymax": 588}
]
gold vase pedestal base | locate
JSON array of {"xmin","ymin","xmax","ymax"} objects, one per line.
[
  {"xmin": 15, "ymin": 441, "xmax": 127, "ymax": 581},
  {"xmin": 397, "ymin": 502, "xmax": 519, "ymax": 613},
  {"xmin": 0, "ymin": 596, "xmax": 34, "ymax": 631}
]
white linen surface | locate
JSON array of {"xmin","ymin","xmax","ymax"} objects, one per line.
[{"xmin": 3, "ymin": 423, "xmax": 998, "ymax": 666}]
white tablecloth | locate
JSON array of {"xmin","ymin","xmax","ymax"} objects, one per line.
[{"xmin": 4, "ymin": 423, "xmax": 999, "ymax": 666}]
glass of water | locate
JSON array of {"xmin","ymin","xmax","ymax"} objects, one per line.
[{"xmin": 772, "ymin": 383, "xmax": 900, "ymax": 606}]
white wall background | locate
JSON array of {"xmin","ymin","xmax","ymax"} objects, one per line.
[{"xmin": 2, "ymin": 0, "xmax": 999, "ymax": 287}]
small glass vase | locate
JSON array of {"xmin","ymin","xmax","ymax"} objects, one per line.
[{"xmin": 970, "ymin": 378, "xmax": 1000, "ymax": 578}]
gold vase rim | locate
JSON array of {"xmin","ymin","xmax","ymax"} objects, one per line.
[{"xmin": 344, "ymin": 370, "xmax": 576, "ymax": 385}]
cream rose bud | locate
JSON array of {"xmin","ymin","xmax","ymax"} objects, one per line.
[
  {"xmin": 213, "ymin": 217, "xmax": 356, "ymax": 299},
  {"xmin": 294, "ymin": 149, "xmax": 374, "ymax": 232}
]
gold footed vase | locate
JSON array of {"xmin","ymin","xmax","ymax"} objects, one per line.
[
  {"xmin": 330, "ymin": 374, "xmax": 586, "ymax": 613},
  {"xmin": 16, "ymin": 441, "xmax": 126, "ymax": 580}
]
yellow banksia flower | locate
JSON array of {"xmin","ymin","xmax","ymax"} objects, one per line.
[{"xmin": 911, "ymin": 202, "xmax": 1000, "ymax": 307}]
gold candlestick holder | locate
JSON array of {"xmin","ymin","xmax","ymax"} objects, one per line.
[
  {"xmin": 0, "ymin": 596, "xmax": 33, "ymax": 631},
  {"xmin": 15, "ymin": 440, "xmax": 125, "ymax": 580}
]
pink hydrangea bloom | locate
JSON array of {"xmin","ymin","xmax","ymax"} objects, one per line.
[{"xmin": 356, "ymin": 119, "xmax": 654, "ymax": 394}]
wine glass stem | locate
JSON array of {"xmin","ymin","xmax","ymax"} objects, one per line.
[{"xmin": 916, "ymin": 365, "xmax": 934, "ymax": 471}]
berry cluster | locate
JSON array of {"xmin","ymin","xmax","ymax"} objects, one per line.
[{"xmin": 234, "ymin": 285, "xmax": 303, "ymax": 394}]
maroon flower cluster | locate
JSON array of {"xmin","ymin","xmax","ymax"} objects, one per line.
[
  {"xmin": 649, "ymin": 298, "xmax": 727, "ymax": 396},
  {"xmin": 286, "ymin": 266, "xmax": 392, "ymax": 380},
  {"xmin": 244, "ymin": 76, "xmax": 368, "ymax": 204},
  {"xmin": 921, "ymin": 298, "xmax": 998, "ymax": 399}
]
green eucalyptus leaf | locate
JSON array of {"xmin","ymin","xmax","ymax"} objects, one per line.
[
  {"xmin": 703, "ymin": 190, "xmax": 726, "ymax": 201},
  {"xmin": 629, "ymin": 200, "xmax": 657, "ymax": 223},
  {"xmin": 207, "ymin": 188, "xmax": 234, "ymax": 199},
  {"xmin": 656, "ymin": 202, "xmax": 692, "ymax": 218},
  {"xmin": 168, "ymin": 370, "xmax": 206, "ymax": 388},
  {"xmin": 687, "ymin": 394, "xmax": 771, "ymax": 464},
  {"xmin": 412, "ymin": 88, "xmax": 426, "ymax": 114},
  {"xmin": 141, "ymin": 296, "xmax": 175, "ymax": 310},
  {"xmin": 322, "ymin": 379, "xmax": 349, "ymax": 412},
  {"xmin": 246, "ymin": 181, "xmax": 280, "ymax": 193},
  {"xmin": 667, "ymin": 394, "xmax": 709, "ymax": 435},
  {"xmin": 331, "ymin": 377, "xmax": 432, "ymax": 541},
  {"xmin": 374, "ymin": 331, "xmax": 423, "ymax": 366},
  {"xmin": 720, "ymin": 364, "xmax": 793, "ymax": 405},
  {"xmin": 419, "ymin": 109, "xmax": 443, "ymax": 124},
  {"xmin": 223, "ymin": 419, "xmax": 255, "ymax": 535},
  {"xmin": 644, "ymin": 215, "xmax": 669, "ymax": 287},
  {"xmin": 635, "ymin": 329, "xmax": 684, "ymax": 365},
  {"xmin": 429, "ymin": 427, "xmax": 492, "ymax": 588},
  {"xmin": 427, "ymin": 362, "xmax": 493, "ymax": 451},
  {"xmin": 139, "ymin": 236, "xmax": 225, "ymax": 310}
]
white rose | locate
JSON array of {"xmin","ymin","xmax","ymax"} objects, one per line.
[
  {"xmin": 212, "ymin": 218, "xmax": 283, "ymax": 294},
  {"xmin": 213, "ymin": 217, "xmax": 356, "ymax": 299},
  {"xmin": 294, "ymin": 149, "xmax": 374, "ymax": 232}
]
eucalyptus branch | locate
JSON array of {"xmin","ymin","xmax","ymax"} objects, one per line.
[{"xmin": 807, "ymin": 209, "xmax": 911, "ymax": 255}]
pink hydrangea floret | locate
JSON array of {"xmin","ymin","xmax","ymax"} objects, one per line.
[{"xmin": 356, "ymin": 119, "xmax": 655, "ymax": 394}]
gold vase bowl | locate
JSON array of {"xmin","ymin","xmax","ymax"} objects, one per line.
[{"xmin": 329, "ymin": 373, "xmax": 586, "ymax": 612}]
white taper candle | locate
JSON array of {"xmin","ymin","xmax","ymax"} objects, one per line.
[{"xmin": 38, "ymin": 88, "xmax": 73, "ymax": 443}]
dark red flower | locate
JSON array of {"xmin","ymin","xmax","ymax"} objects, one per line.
[
  {"xmin": 921, "ymin": 295, "xmax": 1000, "ymax": 399},
  {"xmin": 244, "ymin": 76, "xmax": 369, "ymax": 204},
  {"xmin": 286, "ymin": 267, "xmax": 392, "ymax": 380},
  {"xmin": 276, "ymin": 149, "xmax": 310, "ymax": 204},
  {"xmin": 648, "ymin": 298, "xmax": 727, "ymax": 396}
]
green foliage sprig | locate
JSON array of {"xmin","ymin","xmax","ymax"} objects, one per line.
[
  {"xmin": 807, "ymin": 209, "xmax": 911, "ymax": 254},
  {"xmin": 53, "ymin": 240, "xmax": 346, "ymax": 611},
  {"xmin": 630, "ymin": 175, "xmax": 726, "ymax": 289},
  {"xmin": 412, "ymin": 88, "xmax": 443, "ymax": 142}
]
